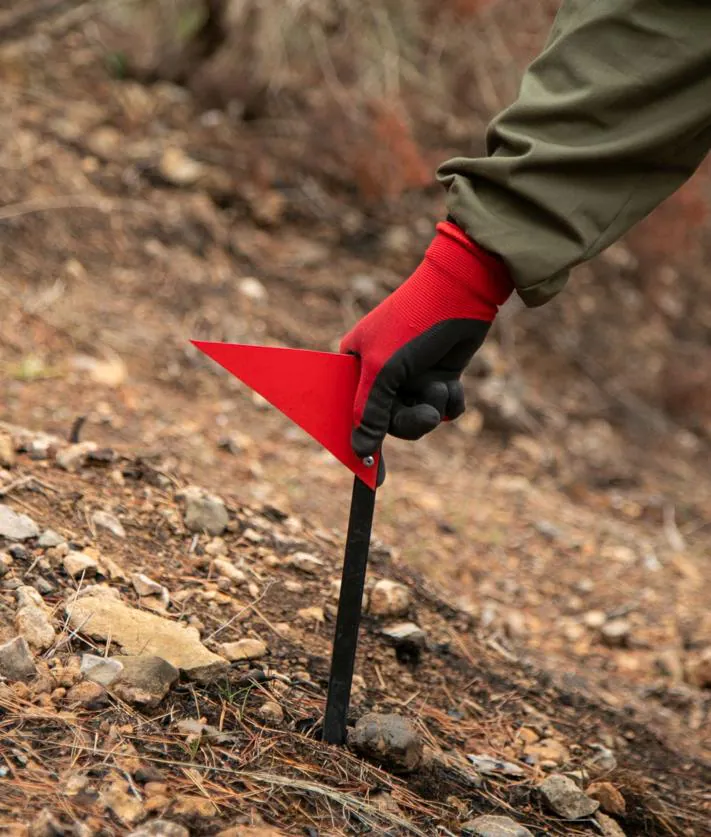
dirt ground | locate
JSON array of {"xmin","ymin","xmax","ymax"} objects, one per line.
[{"xmin": 1, "ymin": 5, "xmax": 710, "ymax": 836}]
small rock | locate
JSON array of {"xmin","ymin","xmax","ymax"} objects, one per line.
[
  {"xmin": 466, "ymin": 755, "xmax": 525, "ymax": 777},
  {"xmin": 101, "ymin": 777, "xmax": 146, "ymax": 825},
  {"xmin": 16, "ymin": 585, "xmax": 46, "ymax": 609},
  {"xmin": 583, "ymin": 610, "xmax": 607, "ymax": 629},
  {"xmin": 111, "ymin": 655, "xmax": 179, "ymax": 707},
  {"xmin": 216, "ymin": 828, "xmax": 284, "ymax": 837},
  {"xmin": 15, "ymin": 605, "xmax": 55, "ymax": 651},
  {"xmin": 66, "ymin": 680, "xmax": 108, "ymax": 709},
  {"xmin": 38, "ymin": 529, "xmax": 65, "ymax": 549},
  {"xmin": 92, "ymin": 510, "xmax": 126, "ymax": 539},
  {"xmin": 540, "ymin": 774, "xmax": 599, "ymax": 819},
  {"xmin": 0, "ymin": 504, "xmax": 39, "ymax": 541},
  {"xmin": 132, "ymin": 573, "xmax": 169, "ymax": 607},
  {"xmin": 587, "ymin": 782, "xmax": 626, "ymax": 816},
  {"xmin": 348, "ymin": 713, "xmax": 423, "ymax": 773},
  {"xmin": 296, "ymin": 605, "xmax": 325, "ymax": 624},
  {"xmin": 0, "ymin": 434, "xmax": 15, "ymax": 467},
  {"xmin": 596, "ymin": 812, "xmax": 627, "ymax": 837},
  {"xmin": 257, "ymin": 700, "xmax": 284, "ymax": 724},
  {"xmin": 86, "ymin": 125, "xmax": 122, "ymax": 160},
  {"xmin": 159, "ymin": 147, "xmax": 205, "ymax": 187},
  {"xmin": 212, "ymin": 558, "xmax": 246, "ymax": 585},
  {"xmin": 238, "ymin": 276, "xmax": 268, "ymax": 302},
  {"xmin": 56, "ymin": 442, "xmax": 97, "ymax": 472},
  {"xmin": 0, "ymin": 636, "xmax": 37, "ymax": 681},
  {"xmin": 289, "ymin": 552, "xmax": 325, "ymax": 574},
  {"xmin": 80, "ymin": 653, "xmax": 124, "ymax": 686},
  {"xmin": 369, "ymin": 579, "xmax": 411, "ymax": 617},
  {"xmin": 183, "ymin": 489, "xmax": 228, "ymax": 536},
  {"xmin": 462, "ymin": 815, "xmax": 534, "ymax": 837},
  {"xmin": 685, "ymin": 646, "xmax": 711, "ymax": 688},
  {"xmin": 221, "ymin": 638, "xmax": 268, "ymax": 662},
  {"xmin": 171, "ymin": 795, "xmax": 216, "ymax": 817},
  {"xmin": 381, "ymin": 622, "xmax": 426, "ymax": 646},
  {"xmin": 127, "ymin": 822, "xmax": 189, "ymax": 837},
  {"xmin": 175, "ymin": 718, "xmax": 228, "ymax": 743},
  {"xmin": 63, "ymin": 551, "xmax": 100, "ymax": 579},
  {"xmin": 526, "ymin": 738, "xmax": 570, "ymax": 767},
  {"xmin": 600, "ymin": 618, "xmax": 632, "ymax": 647}
]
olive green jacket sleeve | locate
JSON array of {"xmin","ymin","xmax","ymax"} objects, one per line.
[{"xmin": 437, "ymin": 0, "xmax": 711, "ymax": 307}]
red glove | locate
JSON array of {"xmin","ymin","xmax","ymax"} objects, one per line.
[{"xmin": 340, "ymin": 221, "xmax": 513, "ymax": 459}]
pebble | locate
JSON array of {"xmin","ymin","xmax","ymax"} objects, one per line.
[
  {"xmin": 92, "ymin": 510, "xmax": 126, "ymax": 538},
  {"xmin": 15, "ymin": 605, "xmax": 56, "ymax": 651},
  {"xmin": 539, "ymin": 774, "xmax": 599, "ymax": 819},
  {"xmin": 381, "ymin": 622, "xmax": 426, "ymax": 646},
  {"xmin": 127, "ymin": 821, "xmax": 189, "ymax": 837},
  {"xmin": 0, "ymin": 636, "xmax": 37, "ymax": 681},
  {"xmin": 289, "ymin": 552, "xmax": 325, "ymax": 574},
  {"xmin": 600, "ymin": 618, "xmax": 632, "ymax": 647},
  {"xmin": 0, "ymin": 434, "xmax": 14, "ymax": 468},
  {"xmin": 596, "ymin": 812, "xmax": 627, "ymax": 836},
  {"xmin": 587, "ymin": 781, "xmax": 626, "ymax": 816},
  {"xmin": 466, "ymin": 755, "xmax": 525, "ymax": 778},
  {"xmin": 100, "ymin": 777, "xmax": 146, "ymax": 825},
  {"xmin": 348, "ymin": 713, "xmax": 423, "ymax": 773},
  {"xmin": 462, "ymin": 815, "xmax": 533, "ymax": 836},
  {"xmin": 65, "ymin": 680, "xmax": 109, "ymax": 709},
  {"xmin": 296, "ymin": 606, "xmax": 325, "ymax": 624},
  {"xmin": 37, "ymin": 529, "xmax": 66, "ymax": 549},
  {"xmin": 111, "ymin": 655, "xmax": 180, "ymax": 707},
  {"xmin": 212, "ymin": 558, "xmax": 246, "ymax": 585},
  {"xmin": 159, "ymin": 147, "xmax": 206, "ymax": 186},
  {"xmin": 171, "ymin": 795, "xmax": 217, "ymax": 817},
  {"xmin": 132, "ymin": 573, "xmax": 169, "ymax": 606},
  {"xmin": 33, "ymin": 578, "xmax": 53, "ymax": 599},
  {"xmin": 86, "ymin": 125, "xmax": 122, "ymax": 160},
  {"xmin": 182, "ymin": 487, "xmax": 229, "ymax": 536},
  {"xmin": 56, "ymin": 442, "xmax": 97, "ymax": 472},
  {"xmin": 16, "ymin": 585, "xmax": 45, "ymax": 610},
  {"xmin": 80, "ymin": 653, "xmax": 124, "ymax": 686},
  {"xmin": 239, "ymin": 277, "xmax": 268, "ymax": 303},
  {"xmin": 63, "ymin": 551, "xmax": 100, "ymax": 579},
  {"xmin": 583, "ymin": 610, "xmax": 607, "ymax": 629},
  {"xmin": 369, "ymin": 579, "xmax": 411, "ymax": 617},
  {"xmin": 221, "ymin": 638, "xmax": 268, "ymax": 661},
  {"xmin": 67, "ymin": 595, "xmax": 227, "ymax": 678},
  {"xmin": 257, "ymin": 700, "xmax": 284, "ymax": 724},
  {"xmin": 0, "ymin": 504, "xmax": 39, "ymax": 541},
  {"xmin": 525, "ymin": 737, "xmax": 570, "ymax": 767}
]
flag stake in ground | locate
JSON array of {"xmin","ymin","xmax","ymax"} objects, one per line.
[{"xmin": 191, "ymin": 341, "xmax": 380, "ymax": 745}]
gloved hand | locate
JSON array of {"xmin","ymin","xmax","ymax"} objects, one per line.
[{"xmin": 340, "ymin": 221, "xmax": 513, "ymax": 459}]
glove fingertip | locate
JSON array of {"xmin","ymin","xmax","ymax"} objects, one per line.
[{"xmin": 351, "ymin": 426, "xmax": 382, "ymax": 459}]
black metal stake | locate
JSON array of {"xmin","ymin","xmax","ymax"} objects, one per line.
[{"xmin": 322, "ymin": 475, "xmax": 376, "ymax": 745}]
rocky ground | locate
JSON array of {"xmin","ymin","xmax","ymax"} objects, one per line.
[{"xmin": 1, "ymin": 3, "xmax": 711, "ymax": 836}]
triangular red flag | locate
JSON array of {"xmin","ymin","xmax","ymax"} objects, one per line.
[{"xmin": 191, "ymin": 342, "xmax": 379, "ymax": 489}]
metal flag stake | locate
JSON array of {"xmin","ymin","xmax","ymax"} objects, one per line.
[{"xmin": 191, "ymin": 341, "xmax": 380, "ymax": 745}]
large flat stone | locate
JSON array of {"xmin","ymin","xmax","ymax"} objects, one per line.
[{"xmin": 66, "ymin": 596, "xmax": 227, "ymax": 678}]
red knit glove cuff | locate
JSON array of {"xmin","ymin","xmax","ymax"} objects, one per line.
[{"xmin": 435, "ymin": 220, "xmax": 514, "ymax": 308}]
